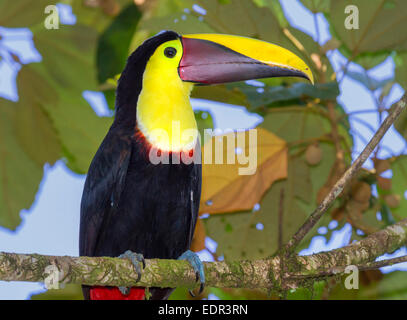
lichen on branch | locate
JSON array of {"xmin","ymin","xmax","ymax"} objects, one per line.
[{"xmin": 0, "ymin": 218, "xmax": 406, "ymax": 291}]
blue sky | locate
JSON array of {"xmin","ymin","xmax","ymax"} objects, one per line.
[{"xmin": 0, "ymin": 0, "xmax": 406, "ymax": 299}]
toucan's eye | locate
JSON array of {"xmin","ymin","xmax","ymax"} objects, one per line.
[{"xmin": 164, "ymin": 47, "xmax": 177, "ymax": 58}]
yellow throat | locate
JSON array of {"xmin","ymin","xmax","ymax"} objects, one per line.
[{"xmin": 136, "ymin": 39, "xmax": 197, "ymax": 152}]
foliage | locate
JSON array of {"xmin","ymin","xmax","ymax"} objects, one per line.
[{"xmin": 0, "ymin": 0, "xmax": 406, "ymax": 300}]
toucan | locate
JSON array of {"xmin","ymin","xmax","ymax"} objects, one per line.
[{"xmin": 79, "ymin": 30, "xmax": 313, "ymax": 300}]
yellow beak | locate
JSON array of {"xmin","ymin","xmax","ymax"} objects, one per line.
[{"xmin": 179, "ymin": 33, "xmax": 314, "ymax": 85}]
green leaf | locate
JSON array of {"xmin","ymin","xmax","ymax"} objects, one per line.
[
  {"xmin": 0, "ymin": 99, "xmax": 46, "ymax": 230},
  {"xmin": 395, "ymin": 52, "xmax": 407, "ymax": 90},
  {"xmin": 329, "ymin": 271, "xmax": 407, "ymax": 299},
  {"xmin": 13, "ymin": 68, "xmax": 61, "ymax": 167},
  {"xmin": 388, "ymin": 156, "xmax": 407, "ymax": 220},
  {"xmin": 70, "ymin": 0, "xmax": 134, "ymax": 32},
  {"xmin": 375, "ymin": 271, "xmax": 407, "ymax": 299},
  {"xmin": 209, "ymin": 287, "xmax": 269, "ymax": 300},
  {"xmin": 330, "ymin": 0, "xmax": 407, "ymax": 56},
  {"xmin": 301, "ymin": 0, "xmax": 331, "ymax": 13},
  {"xmin": 97, "ymin": 4, "xmax": 142, "ymax": 84},
  {"xmin": 0, "ymin": 66, "xmax": 62, "ymax": 230},
  {"xmin": 141, "ymin": 12, "xmax": 216, "ymax": 34},
  {"xmin": 394, "ymin": 108, "xmax": 407, "ymax": 144},
  {"xmin": 286, "ymin": 281, "xmax": 326, "ymax": 300},
  {"xmin": 233, "ymin": 82, "xmax": 339, "ymax": 109},
  {"xmin": 29, "ymin": 24, "xmax": 113, "ymax": 173},
  {"xmin": 191, "ymin": 85, "xmax": 248, "ymax": 107},
  {"xmin": 141, "ymin": 0, "xmax": 334, "ymax": 83},
  {"xmin": 33, "ymin": 25, "xmax": 99, "ymax": 92},
  {"xmin": 346, "ymin": 71, "xmax": 393, "ymax": 91},
  {"xmin": 30, "ymin": 284, "xmax": 83, "ymax": 300},
  {"xmin": 354, "ymin": 52, "xmax": 390, "ymax": 70},
  {"xmin": 0, "ymin": 0, "xmax": 50, "ymax": 27},
  {"xmin": 194, "ymin": 110, "xmax": 214, "ymax": 143},
  {"xmin": 252, "ymin": 0, "xmax": 289, "ymax": 27}
]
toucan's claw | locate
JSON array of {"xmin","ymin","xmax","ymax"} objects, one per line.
[
  {"xmin": 178, "ymin": 250, "xmax": 205, "ymax": 297},
  {"xmin": 118, "ymin": 286, "xmax": 130, "ymax": 295},
  {"xmin": 118, "ymin": 250, "xmax": 145, "ymax": 295}
]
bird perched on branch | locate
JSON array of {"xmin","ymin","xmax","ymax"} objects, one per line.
[{"xmin": 79, "ymin": 30, "xmax": 313, "ymax": 300}]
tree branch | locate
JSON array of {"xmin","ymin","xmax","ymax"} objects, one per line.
[
  {"xmin": 1, "ymin": 218, "xmax": 406, "ymax": 291},
  {"xmin": 290, "ymin": 255, "xmax": 407, "ymax": 280},
  {"xmin": 284, "ymin": 94, "xmax": 407, "ymax": 253}
]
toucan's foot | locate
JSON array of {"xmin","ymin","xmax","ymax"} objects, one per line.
[
  {"xmin": 118, "ymin": 250, "xmax": 145, "ymax": 296},
  {"xmin": 178, "ymin": 250, "xmax": 205, "ymax": 297}
]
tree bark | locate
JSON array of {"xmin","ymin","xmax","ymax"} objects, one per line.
[{"xmin": 1, "ymin": 218, "xmax": 406, "ymax": 291}]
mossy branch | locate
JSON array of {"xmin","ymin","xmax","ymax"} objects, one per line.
[{"xmin": 1, "ymin": 218, "xmax": 406, "ymax": 291}]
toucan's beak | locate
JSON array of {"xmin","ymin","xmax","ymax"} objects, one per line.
[{"xmin": 179, "ymin": 34, "xmax": 314, "ymax": 85}]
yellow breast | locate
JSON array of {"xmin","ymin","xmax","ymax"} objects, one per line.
[{"xmin": 136, "ymin": 40, "xmax": 198, "ymax": 152}]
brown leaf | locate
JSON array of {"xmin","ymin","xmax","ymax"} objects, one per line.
[
  {"xmin": 200, "ymin": 128, "xmax": 287, "ymax": 214},
  {"xmin": 190, "ymin": 219, "xmax": 206, "ymax": 252},
  {"xmin": 331, "ymin": 206, "xmax": 345, "ymax": 221},
  {"xmin": 351, "ymin": 182, "xmax": 371, "ymax": 203},
  {"xmin": 385, "ymin": 194, "xmax": 401, "ymax": 209},
  {"xmin": 346, "ymin": 199, "xmax": 378, "ymax": 235},
  {"xmin": 360, "ymin": 270, "xmax": 383, "ymax": 286},
  {"xmin": 377, "ymin": 176, "xmax": 392, "ymax": 190},
  {"xmin": 373, "ymin": 158, "xmax": 391, "ymax": 175}
]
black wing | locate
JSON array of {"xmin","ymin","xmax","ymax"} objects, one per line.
[{"xmin": 79, "ymin": 125, "xmax": 132, "ymax": 258}]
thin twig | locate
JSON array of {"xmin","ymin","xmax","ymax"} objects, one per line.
[
  {"xmin": 289, "ymin": 255, "xmax": 407, "ymax": 279},
  {"xmin": 284, "ymin": 94, "xmax": 407, "ymax": 253}
]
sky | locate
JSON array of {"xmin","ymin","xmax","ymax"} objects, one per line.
[{"xmin": 0, "ymin": 0, "xmax": 406, "ymax": 299}]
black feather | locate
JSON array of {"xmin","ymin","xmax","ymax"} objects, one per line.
[{"xmin": 79, "ymin": 31, "xmax": 202, "ymax": 300}]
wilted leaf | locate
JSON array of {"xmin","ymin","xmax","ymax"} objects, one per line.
[
  {"xmin": 200, "ymin": 128, "xmax": 287, "ymax": 214},
  {"xmin": 374, "ymin": 158, "xmax": 391, "ymax": 175},
  {"xmin": 190, "ymin": 219, "xmax": 206, "ymax": 252},
  {"xmin": 205, "ymin": 109, "xmax": 339, "ymax": 259}
]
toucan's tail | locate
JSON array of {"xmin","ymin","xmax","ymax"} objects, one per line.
[{"xmin": 89, "ymin": 287, "xmax": 145, "ymax": 300}]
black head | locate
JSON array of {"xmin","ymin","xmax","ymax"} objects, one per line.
[{"xmin": 115, "ymin": 30, "xmax": 180, "ymax": 125}]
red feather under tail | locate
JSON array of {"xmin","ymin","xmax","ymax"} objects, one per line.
[{"xmin": 90, "ymin": 287, "xmax": 145, "ymax": 300}]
